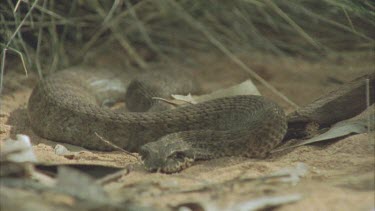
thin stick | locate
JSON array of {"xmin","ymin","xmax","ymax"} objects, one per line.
[
  {"xmin": 94, "ymin": 132, "xmax": 141, "ymax": 162},
  {"xmin": 0, "ymin": 48, "xmax": 6, "ymax": 95}
]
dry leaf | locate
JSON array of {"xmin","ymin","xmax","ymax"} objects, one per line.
[
  {"xmin": 275, "ymin": 118, "xmax": 373, "ymax": 152},
  {"xmin": 56, "ymin": 166, "xmax": 108, "ymax": 201},
  {"xmin": 269, "ymin": 162, "xmax": 309, "ymax": 185},
  {"xmin": 171, "ymin": 79, "xmax": 260, "ymax": 107},
  {"xmin": 1, "ymin": 134, "xmax": 37, "ymax": 163},
  {"xmin": 228, "ymin": 194, "xmax": 302, "ymax": 211},
  {"xmin": 194, "ymin": 79, "xmax": 260, "ymax": 103}
]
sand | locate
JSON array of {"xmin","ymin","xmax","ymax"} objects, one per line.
[{"xmin": 1, "ymin": 51, "xmax": 374, "ymax": 210}]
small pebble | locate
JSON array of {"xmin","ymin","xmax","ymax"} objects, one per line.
[{"xmin": 54, "ymin": 144, "xmax": 70, "ymax": 155}]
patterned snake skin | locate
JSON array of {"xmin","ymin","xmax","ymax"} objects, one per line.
[{"xmin": 28, "ymin": 67, "xmax": 287, "ymax": 173}]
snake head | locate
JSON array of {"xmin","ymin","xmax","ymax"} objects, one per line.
[{"xmin": 139, "ymin": 133, "xmax": 195, "ymax": 173}]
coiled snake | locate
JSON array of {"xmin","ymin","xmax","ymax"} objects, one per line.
[{"xmin": 28, "ymin": 67, "xmax": 287, "ymax": 173}]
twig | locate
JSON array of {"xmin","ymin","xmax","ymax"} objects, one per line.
[{"xmin": 94, "ymin": 132, "xmax": 141, "ymax": 162}]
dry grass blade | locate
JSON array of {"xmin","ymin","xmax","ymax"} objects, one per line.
[
  {"xmin": 2, "ymin": 0, "xmax": 373, "ymax": 73},
  {"xmin": 94, "ymin": 132, "xmax": 141, "ymax": 163},
  {"xmin": 79, "ymin": 1, "xmax": 148, "ymax": 55},
  {"xmin": 294, "ymin": 3, "xmax": 373, "ymax": 42},
  {"xmin": 166, "ymin": 0, "xmax": 298, "ymax": 108},
  {"xmin": 0, "ymin": 47, "xmax": 28, "ymax": 95},
  {"xmin": 92, "ymin": 0, "xmax": 148, "ymax": 69},
  {"xmin": 0, "ymin": 48, "xmax": 6, "ymax": 95},
  {"xmin": 35, "ymin": 0, "xmax": 47, "ymax": 76},
  {"xmin": 342, "ymin": 7, "xmax": 356, "ymax": 33},
  {"xmin": 6, "ymin": 0, "xmax": 40, "ymax": 47},
  {"xmin": 264, "ymin": 0, "xmax": 321, "ymax": 51},
  {"xmin": 113, "ymin": 32, "xmax": 148, "ymax": 69},
  {"xmin": 125, "ymin": 0, "xmax": 163, "ymax": 59}
]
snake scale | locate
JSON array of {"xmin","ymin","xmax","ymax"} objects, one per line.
[{"xmin": 28, "ymin": 67, "xmax": 287, "ymax": 173}]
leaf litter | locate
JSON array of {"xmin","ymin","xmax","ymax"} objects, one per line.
[{"xmin": 1, "ymin": 53, "xmax": 374, "ymax": 210}]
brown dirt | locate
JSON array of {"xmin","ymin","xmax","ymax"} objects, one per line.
[{"xmin": 1, "ymin": 51, "xmax": 374, "ymax": 210}]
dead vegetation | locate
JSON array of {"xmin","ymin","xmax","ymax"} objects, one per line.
[
  {"xmin": 1, "ymin": 0, "xmax": 374, "ymax": 76},
  {"xmin": 1, "ymin": 0, "xmax": 374, "ymax": 211}
]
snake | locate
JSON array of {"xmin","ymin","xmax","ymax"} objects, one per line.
[{"xmin": 27, "ymin": 66, "xmax": 287, "ymax": 173}]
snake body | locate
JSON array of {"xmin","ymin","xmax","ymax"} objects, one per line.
[{"xmin": 28, "ymin": 67, "xmax": 287, "ymax": 173}]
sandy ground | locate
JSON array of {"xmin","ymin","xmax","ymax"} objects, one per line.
[{"xmin": 1, "ymin": 51, "xmax": 374, "ymax": 210}]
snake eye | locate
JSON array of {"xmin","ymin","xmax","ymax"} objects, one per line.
[{"xmin": 168, "ymin": 151, "xmax": 186, "ymax": 161}]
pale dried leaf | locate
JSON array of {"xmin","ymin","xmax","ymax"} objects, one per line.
[
  {"xmin": 194, "ymin": 79, "xmax": 260, "ymax": 103},
  {"xmin": 57, "ymin": 166, "xmax": 108, "ymax": 201},
  {"xmin": 171, "ymin": 93, "xmax": 197, "ymax": 104},
  {"xmin": 152, "ymin": 97, "xmax": 191, "ymax": 107},
  {"xmin": 275, "ymin": 118, "xmax": 372, "ymax": 152},
  {"xmin": 227, "ymin": 194, "xmax": 302, "ymax": 211},
  {"xmin": 171, "ymin": 79, "xmax": 260, "ymax": 107},
  {"xmin": 1, "ymin": 134, "xmax": 37, "ymax": 162},
  {"xmin": 269, "ymin": 162, "xmax": 309, "ymax": 185}
]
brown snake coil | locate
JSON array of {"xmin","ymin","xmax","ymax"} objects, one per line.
[{"xmin": 28, "ymin": 67, "xmax": 287, "ymax": 173}]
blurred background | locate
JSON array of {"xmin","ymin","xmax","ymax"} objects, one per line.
[{"xmin": 1, "ymin": 0, "xmax": 374, "ymax": 76}]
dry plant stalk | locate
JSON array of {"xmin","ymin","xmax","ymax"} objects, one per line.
[{"xmin": 94, "ymin": 132, "xmax": 141, "ymax": 162}]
